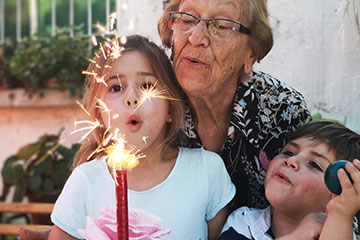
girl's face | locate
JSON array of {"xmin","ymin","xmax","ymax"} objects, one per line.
[
  {"xmin": 265, "ymin": 137, "xmax": 335, "ymax": 218},
  {"xmin": 99, "ymin": 51, "xmax": 171, "ymax": 153}
]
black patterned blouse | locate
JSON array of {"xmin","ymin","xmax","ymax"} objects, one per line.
[{"xmin": 183, "ymin": 71, "xmax": 312, "ymax": 211}]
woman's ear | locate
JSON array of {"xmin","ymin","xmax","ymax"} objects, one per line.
[{"xmin": 244, "ymin": 48, "xmax": 257, "ymax": 75}]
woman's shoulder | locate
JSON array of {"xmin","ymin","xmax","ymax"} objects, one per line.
[{"xmin": 250, "ymin": 71, "xmax": 306, "ymax": 102}]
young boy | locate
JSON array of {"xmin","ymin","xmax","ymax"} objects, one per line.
[{"xmin": 219, "ymin": 121, "xmax": 360, "ymax": 240}]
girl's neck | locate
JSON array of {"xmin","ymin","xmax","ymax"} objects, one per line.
[{"xmin": 126, "ymin": 146, "xmax": 178, "ymax": 191}]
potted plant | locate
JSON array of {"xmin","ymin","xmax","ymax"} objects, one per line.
[
  {"xmin": 1, "ymin": 128, "xmax": 80, "ymax": 203},
  {"xmin": 0, "ymin": 38, "xmax": 22, "ymax": 90},
  {"xmin": 8, "ymin": 25, "xmax": 90, "ymax": 98}
]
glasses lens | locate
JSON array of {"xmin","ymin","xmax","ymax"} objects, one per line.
[
  {"xmin": 210, "ymin": 19, "xmax": 238, "ymax": 38},
  {"xmin": 170, "ymin": 13, "xmax": 198, "ymax": 32}
]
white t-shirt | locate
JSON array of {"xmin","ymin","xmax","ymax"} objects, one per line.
[{"xmin": 51, "ymin": 147, "xmax": 236, "ymax": 239}]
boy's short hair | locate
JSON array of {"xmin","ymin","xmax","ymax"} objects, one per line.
[{"xmin": 287, "ymin": 121, "xmax": 360, "ymax": 161}]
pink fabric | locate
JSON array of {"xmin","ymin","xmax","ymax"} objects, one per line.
[
  {"xmin": 259, "ymin": 149, "xmax": 270, "ymax": 170},
  {"xmin": 78, "ymin": 207, "xmax": 171, "ymax": 240}
]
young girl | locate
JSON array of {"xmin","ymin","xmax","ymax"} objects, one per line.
[{"xmin": 48, "ymin": 35, "xmax": 235, "ymax": 240}]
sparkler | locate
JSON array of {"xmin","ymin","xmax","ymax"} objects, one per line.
[{"xmin": 106, "ymin": 137, "xmax": 138, "ymax": 240}]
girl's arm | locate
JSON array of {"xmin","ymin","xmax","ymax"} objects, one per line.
[
  {"xmin": 207, "ymin": 206, "xmax": 229, "ymax": 240},
  {"xmin": 320, "ymin": 159, "xmax": 360, "ymax": 240},
  {"xmin": 48, "ymin": 225, "xmax": 79, "ymax": 240}
]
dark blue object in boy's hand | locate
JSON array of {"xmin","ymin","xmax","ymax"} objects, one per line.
[{"xmin": 325, "ymin": 160, "xmax": 353, "ymax": 195}]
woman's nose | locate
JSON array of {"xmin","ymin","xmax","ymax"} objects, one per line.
[
  {"xmin": 125, "ymin": 89, "xmax": 139, "ymax": 107},
  {"xmin": 188, "ymin": 21, "xmax": 210, "ymax": 47},
  {"xmin": 283, "ymin": 157, "xmax": 299, "ymax": 171}
]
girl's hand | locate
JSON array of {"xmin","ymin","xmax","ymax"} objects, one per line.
[
  {"xmin": 276, "ymin": 212, "xmax": 327, "ymax": 240},
  {"xmin": 326, "ymin": 159, "xmax": 360, "ymax": 220}
]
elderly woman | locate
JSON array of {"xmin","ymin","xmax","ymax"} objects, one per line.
[{"xmin": 158, "ymin": 0, "xmax": 311, "ymax": 211}]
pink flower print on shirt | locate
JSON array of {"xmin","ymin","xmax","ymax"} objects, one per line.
[
  {"xmin": 78, "ymin": 206, "xmax": 171, "ymax": 240},
  {"xmin": 259, "ymin": 149, "xmax": 270, "ymax": 171}
]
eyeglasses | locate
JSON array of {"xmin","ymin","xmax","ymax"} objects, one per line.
[{"xmin": 168, "ymin": 11, "xmax": 251, "ymax": 39}]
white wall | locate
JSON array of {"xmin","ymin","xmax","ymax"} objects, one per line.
[{"xmin": 255, "ymin": 0, "xmax": 360, "ymax": 133}]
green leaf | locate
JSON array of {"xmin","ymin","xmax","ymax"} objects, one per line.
[
  {"xmin": 13, "ymin": 180, "xmax": 27, "ymax": 202},
  {"xmin": 1, "ymin": 156, "xmax": 25, "ymax": 185},
  {"xmin": 33, "ymin": 154, "xmax": 53, "ymax": 176},
  {"xmin": 312, "ymin": 113, "xmax": 322, "ymax": 121},
  {"xmin": 42, "ymin": 178, "xmax": 55, "ymax": 192},
  {"xmin": 52, "ymin": 162, "xmax": 70, "ymax": 189},
  {"xmin": 28, "ymin": 175, "xmax": 42, "ymax": 192},
  {"xmin": 16, "ymin": 143, "xmax": 41, "ymax": 161}
]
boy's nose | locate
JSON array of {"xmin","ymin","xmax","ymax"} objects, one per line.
[{"xmin": 283, "ymin": 157, "xmax": 299, "ymax": 171}]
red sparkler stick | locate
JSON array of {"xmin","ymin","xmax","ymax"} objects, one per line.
[{"xmin": 116, "ymin": 170, "xmax": 129, "ymax": 240}]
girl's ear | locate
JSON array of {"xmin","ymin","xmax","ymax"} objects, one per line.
[
  {"xmin": 244, "ymin": 48, "xmax": 257, "ymax": 75},
  {"xmin": 167, "ymin": 112, "xmax": 172, "ymax": 123}
]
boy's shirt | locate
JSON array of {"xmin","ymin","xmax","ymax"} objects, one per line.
[
  {"xmin": 219, "ymin": 206, "xmax": 358, "ymax": 240},
  {"xmin": 219, "ymin": 206, "xmax": 273, "ymax": 240}
]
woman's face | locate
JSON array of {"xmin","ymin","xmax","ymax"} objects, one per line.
[{"xmin": 171, "ymin": 0, "xmax": 254, "ymax": 98}]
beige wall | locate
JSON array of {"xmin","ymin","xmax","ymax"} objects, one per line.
[{"xmin": 0, "ymin": 90, "xmax": 84, "ymax": 194}]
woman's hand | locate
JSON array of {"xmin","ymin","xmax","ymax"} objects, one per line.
[{"xmin": 276, "ymin": 212, "xmax": 327, "ymax": 240}]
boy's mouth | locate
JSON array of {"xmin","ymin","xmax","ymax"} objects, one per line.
[{"xmin": 275, "ymin": 172, "xmax": 292, "ymax": 184}]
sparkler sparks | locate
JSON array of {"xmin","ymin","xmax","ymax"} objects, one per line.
[
  {"xmin": 106, "ymin": 138, "xmax": 139, "ymax": 172},
  {"xmin": 72, "ymin": 22, "xmax": 180, "ymax": 173}
]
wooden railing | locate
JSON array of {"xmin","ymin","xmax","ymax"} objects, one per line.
[{"xmin": 0, "ymin": 202, "xmax": 54, "ymax": 235}]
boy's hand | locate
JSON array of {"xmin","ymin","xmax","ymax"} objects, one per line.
[
  {"xmin": 276, "ymin": 212, "xmax": 327, "ymax": 240},
  {"xmin": 326, "ymin": 159, "xmax": 360, "ymax": 220}
]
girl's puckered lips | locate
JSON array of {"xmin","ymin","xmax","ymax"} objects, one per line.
[{"xmin": 127, "ymin": 114, "xmax": 142, "ymax": 131}]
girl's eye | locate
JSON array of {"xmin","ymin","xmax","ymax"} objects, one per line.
[
  {"xmin": 141, "ymin": 82, "xmax": 155, "ymax": 90},
  {"xmin": 308, "ymin": 161, "xmax": 323, "ymax": 172},
  {"xmin": 110, "ymin": 84, "xmax": 124, "ymax": 92}
]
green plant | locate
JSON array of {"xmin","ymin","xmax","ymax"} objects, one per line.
[
  {"xmin": 8, "ymin": 25, "xmax": 90, "ymax": 97},
  {"xmin": 0, "ymin": 38, "xmax": 22, "ymax": 89},
  {"xmin": 312, "ymin": 113, "xmax": 346, "ymax": 125},
  {"xmin": 1, "ymin": 128, "xmax": 80, "ymax": 202}
]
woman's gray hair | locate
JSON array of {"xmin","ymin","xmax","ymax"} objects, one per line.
[{"xmin": 158, "ymin": 0, "xmax": 273, "ymax": 62}]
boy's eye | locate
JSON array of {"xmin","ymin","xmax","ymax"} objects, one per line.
[
  {"xmin": 110, "ymin": 84, "xmax": 124, "ymax": 92},
  {"xmin": 308, "ymin": 161, "xmax": 323, "ymax": 172},
  {"xmin": 282, "ymin": 150, "xmax": 295, "ymax": 157}
]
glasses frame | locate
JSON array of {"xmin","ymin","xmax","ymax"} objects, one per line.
[{"xmin": 168, "ymin": 11, "xmax": 251, "ymax": 37}]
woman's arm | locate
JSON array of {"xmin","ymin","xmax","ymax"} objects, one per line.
[
  {"xmin": 48, "ymin": 225, "xmax": 79, "ymax": 240},
  {"xmin": 207, "ymin": 206, "xmax": 229, "ymax": 240}
]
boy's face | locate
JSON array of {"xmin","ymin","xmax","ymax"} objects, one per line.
[{"xmin": 265, "ymin": 137, "xmax": 336, "ymax": 217}]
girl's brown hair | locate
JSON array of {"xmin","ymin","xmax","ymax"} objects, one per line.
[{"xmin": 73, "ymin": 35, "xmax": 186, "ymax": 168}]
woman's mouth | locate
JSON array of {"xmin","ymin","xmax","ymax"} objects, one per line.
[{"xmin": 183, "ymin": 57, "xmax": 209, "ymax": 67}]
